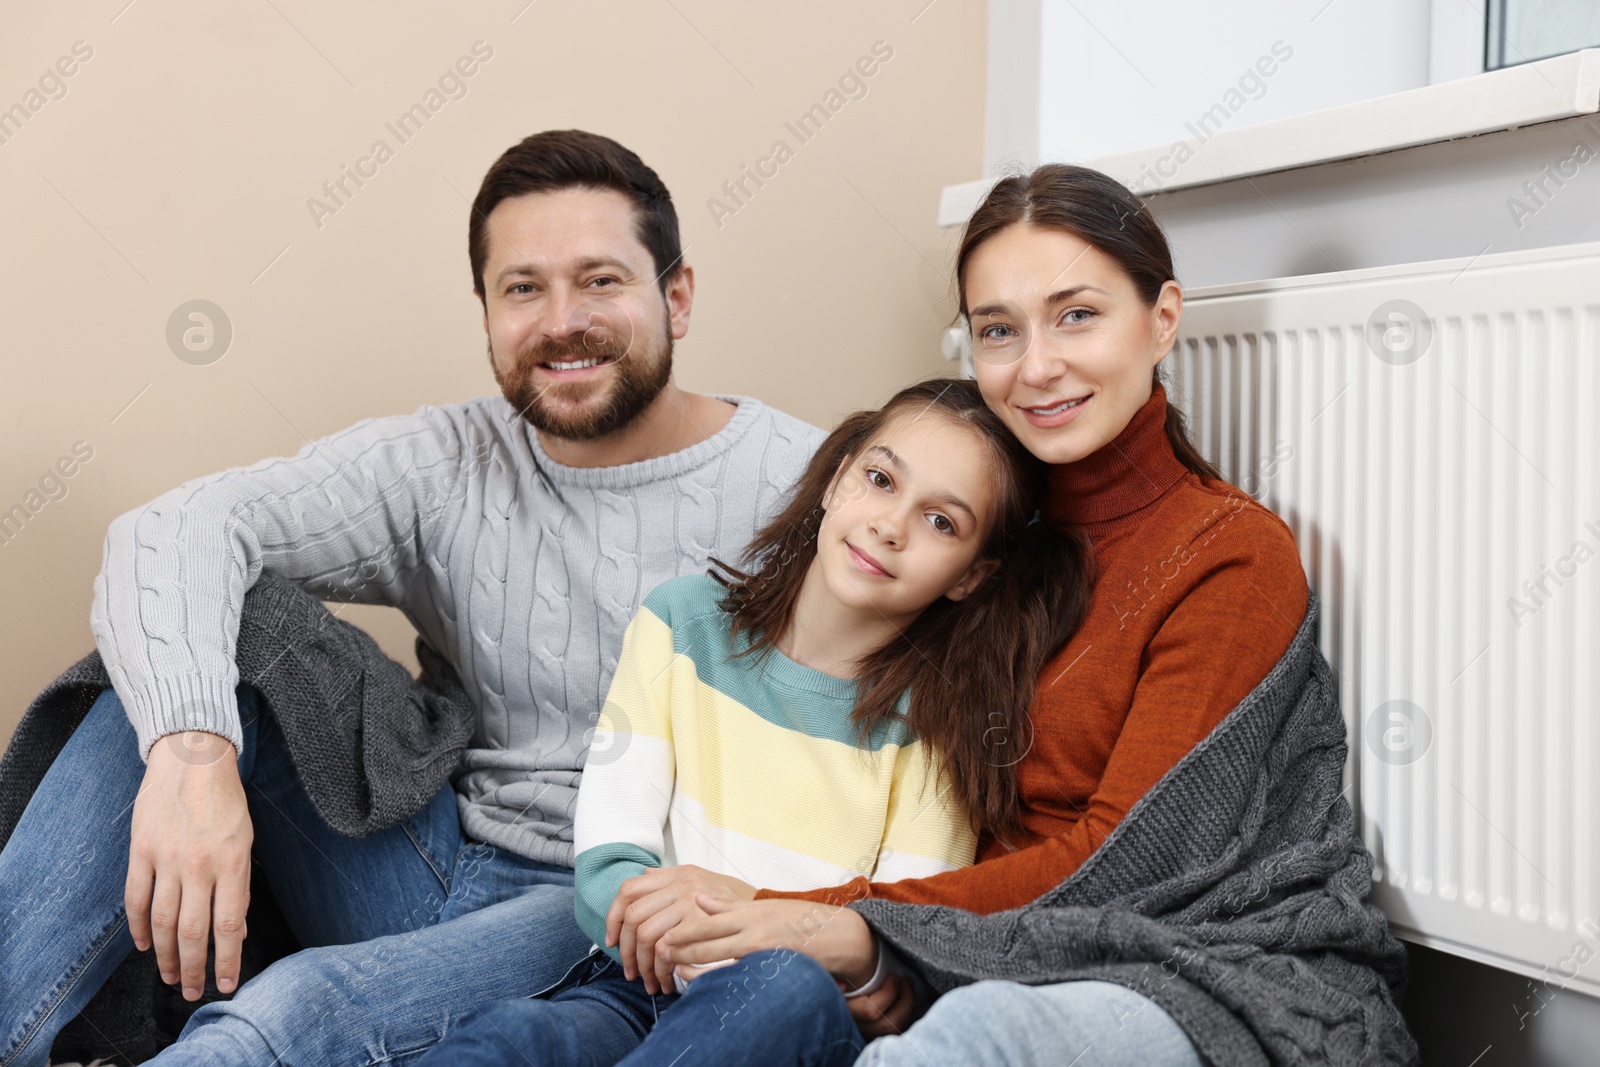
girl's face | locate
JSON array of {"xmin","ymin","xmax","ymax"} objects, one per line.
[
  {"xmin": 816, "ymin": 411, "xmax": 1001, "ymax": 627},
  {"xmin": 964, "ymin": 223, "xmax": 1182, "ymax": 466}
]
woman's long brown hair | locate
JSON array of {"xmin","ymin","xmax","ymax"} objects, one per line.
[
  {"xmin": 712, "ymin": 379, "xmax": 1094, "ymax": 841},
  {"xmin": 954, "ymin": 163, "xmax": 1223, "ymax": 482}
]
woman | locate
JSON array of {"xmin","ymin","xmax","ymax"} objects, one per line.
[{"xmin": 593, "ymin": 164, "xmax": 1415, "ymax": 1067}]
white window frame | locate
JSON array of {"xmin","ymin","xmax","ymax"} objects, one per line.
[{"xmin": 1429, "ymin": 0, "xmax": 1486, "ymax": 84}]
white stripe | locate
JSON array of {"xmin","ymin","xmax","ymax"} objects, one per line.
[{"xmin": 664, "ymin": 791, "xmax": 865, "ymax": 890}]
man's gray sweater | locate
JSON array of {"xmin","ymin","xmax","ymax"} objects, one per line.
[{"xmin": 89, "ymin": 393, "xmax": 825, "ymax": 866}]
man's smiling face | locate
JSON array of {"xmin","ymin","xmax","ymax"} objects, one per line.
[{"xmin": 480, "ymin": 186, "xmax": 687, "ymax": 441}]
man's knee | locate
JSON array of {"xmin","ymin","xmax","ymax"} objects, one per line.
[
  {"xmin": 178, "ymin": 941, "xmax": 443, "ymax": 1066},
  {"xmin": 179, "ymin": 944, "xmax": 368, "ymax": 1047},
  {"xmin": 82, "ymin": 684, "xmax": 129, "ymax": 732}
]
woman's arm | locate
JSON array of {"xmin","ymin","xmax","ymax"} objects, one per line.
[
  {"xmin": 665, "ymin": 895, "xmax": 879, "ymax": 987},
  {"xmin": 664, "ymin": 895, "xmax": 919, "ymax": 1035},
  {"xmin": 757, "ymin": 520, "xmax": 1309, "ymax": 913}
]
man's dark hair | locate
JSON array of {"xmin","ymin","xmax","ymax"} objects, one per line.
[{"xmin": 469, "ymin": 129, "xmax": 683, "ymax": 303}]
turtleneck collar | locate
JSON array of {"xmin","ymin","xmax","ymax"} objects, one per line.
[{"xmin": 1044, "ymin": 383, "xmax": 1191, "ymax": 530}]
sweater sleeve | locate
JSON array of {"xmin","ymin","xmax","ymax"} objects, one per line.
[
  {"xmin": 869, "ymin": 741, "xmax": 977, "ymax": 884},
  {"xmin": 572, "ymin": 604, "xmax": 678, "ymax": 959},
  {"xmin": 757, "ymin": 509, "xmax": 1309, "ymax": 912},
  {"xmin": 89, "ymin": 406, "xmax": 474, "ymax": 761}
]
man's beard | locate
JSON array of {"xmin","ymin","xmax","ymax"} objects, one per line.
[{"xmin": 491, "ymin": 323, "xmax": 674, "ymax": 442}]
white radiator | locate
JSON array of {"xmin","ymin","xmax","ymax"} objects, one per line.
[{"xmin": 1168, "ymin": 241, "xmax": 1600, "ymax": 997}]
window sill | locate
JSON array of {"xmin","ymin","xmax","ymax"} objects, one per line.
[{"xmin": 938, "ymin": 47, "xmax": 1600, "ymax": 226}]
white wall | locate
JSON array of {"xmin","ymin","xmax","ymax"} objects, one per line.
[
  {"xmin": 983, "ymin": 0, "xmax": 1041, "ymax": 173},
  {"xmin": 986, "ymin": 0, "xmax": 1433, "ymax": 173}
]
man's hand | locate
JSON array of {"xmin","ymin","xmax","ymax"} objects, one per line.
[
  {"xmin": 125, "ymin": 731, "xmax": 253, "ymax": 1001},
  {"xmin": 604, "ymin": 865, "xmax": 755, "ymax": 995}
]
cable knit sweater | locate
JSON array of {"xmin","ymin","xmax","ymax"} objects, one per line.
[{"xmin": 88, "ymin": 394, "xmax": 825, "ymax": 866}]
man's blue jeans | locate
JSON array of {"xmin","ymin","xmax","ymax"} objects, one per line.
[
  {"xmin": 418, "ymin": 947, "xmax": 867, "ymax": 1067},
  {"xmin": 0, "ymin": 684, "xmax": 594, "ymax": 1067}
]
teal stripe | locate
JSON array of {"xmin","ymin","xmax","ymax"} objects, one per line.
[
  {"xmin": 641, "ymin": 574, "xmax": 914, "ymax": 750},
  {"xmin": 574, "ymin": 841, "xmax": 660, "ymax": 962}
]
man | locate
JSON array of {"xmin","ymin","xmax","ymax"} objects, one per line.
[{"xmin": 0, "ymin": 129, "xmax": 824, "ymax": 1064}]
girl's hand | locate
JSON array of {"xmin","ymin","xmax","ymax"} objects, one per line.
[
  {"xmin": 605, "ymin": 865, "xmax": 755, "ymax": 994},
  {"xmin": 663, "ymin": 894, "xmax": 880, "ymax": 990}
]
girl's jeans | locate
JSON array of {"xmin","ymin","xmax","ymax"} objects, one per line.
[
  {"xmin": 418, "ymin": 947, "xmax": 1202, "ymax": 1067},
  {"xmin": 417, "ymin": 947, "xmax": 867, "ymax": 1067}
]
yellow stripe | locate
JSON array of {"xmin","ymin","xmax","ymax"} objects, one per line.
[
  {"xmin": 595, "ymin": 608, "xmax": 677, "ymax": 742},
  {"xmin": 599, "ymin": 605, "xmax": 975, "ymax": 873},
  {"xmin": 669, "ymin": 674, "xmax": 973, "ymax": 872},
  {"xmin": 882, "ymin": 743, "xmax": 977, "ymax": 866}
]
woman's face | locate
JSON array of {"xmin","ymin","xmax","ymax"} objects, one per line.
[{"xmin": 965, "ymin": 223, "xmax": 1181, "ymax": 466}]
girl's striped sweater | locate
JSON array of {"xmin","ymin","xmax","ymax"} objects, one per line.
[{"xmin": 572, "ymin": 573, "xmax": 975, "ymax": 959}]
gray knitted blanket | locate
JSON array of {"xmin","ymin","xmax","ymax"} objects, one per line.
[
  {"xmin": 0, "ymin": 572, "xmax": 476, "ymax": 849},
  {"xmin": 853, "ymin": 595, "xmax": 1418, "ymax": 1066}
]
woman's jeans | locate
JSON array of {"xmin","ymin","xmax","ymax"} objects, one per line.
[
  {"xmin": 0, "ymin": 684, "xmax": 594, "ymax": 1067},
  {"xmin": 855, "ymin": 979, "xmax": 1204, "ymax": 1067},
  {"xmin": 418, "ymin": 947, "xmax": 867, "ymax": 1067}
]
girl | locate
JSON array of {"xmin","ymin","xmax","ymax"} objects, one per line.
[{"xmin": 418, "ymin": 377, "xmax": 1094, "ymax": 1065}]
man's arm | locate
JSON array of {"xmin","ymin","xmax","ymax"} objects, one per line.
[
  {"xmin": 91, "ymin": 405, "xmax": 475, "ymax": 758},
  {"xmin": 92, "ymin": 402, "xmax": 476, "ymax": 1001}
]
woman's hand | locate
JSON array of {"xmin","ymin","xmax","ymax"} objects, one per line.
[
  {"xmin": 848, "ymin": 974, "xmax": 918, "ymax": 1037},
  {"xmin": 663, "ymin": 894, "xmax": 880, "ymax": 989},
  {"xmin": 605, "ymin": 865, "xmax": 755, "ymax": 994}
]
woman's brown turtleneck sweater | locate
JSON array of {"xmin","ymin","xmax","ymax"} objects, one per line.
[{"xmin": 760, "ymin": 385, "xmax": 1310, "ymax": 912}]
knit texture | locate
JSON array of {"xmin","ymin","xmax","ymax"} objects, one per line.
[
  {"xmin": 88, "ymin": 394, "xmax": 825, "ymax": 865},
  {"xmin": 852, "ymin": 594, "xmax": 1419, "ymax": 1067},
  {"xmin": 3, "ymin": 573, "xmax": 476, "ymax": 843},
  {"xmin": 573, "ymin": 574, "xmax": 975, "ymax": 959}
]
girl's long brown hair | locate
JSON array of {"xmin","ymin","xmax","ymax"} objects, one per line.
[
  {"xmin": 712, "ymin": 379, "xmax": 1094, "ymax": 841},
  {"xmin": 954, "ymin": 163, "xmax": 1222, "ymax": 482}
]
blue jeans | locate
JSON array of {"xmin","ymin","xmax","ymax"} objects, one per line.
[
  {"xmin": 855, "ymin": 979, "xmax": 1203, "ymax": 1066},
  {"xmin": 0, "ymin": 684, "xmax": 593, "ymax": 1067},
  {"xmin": 420, "ymin": 948, "xmax": 867, "ymax": 1067}
]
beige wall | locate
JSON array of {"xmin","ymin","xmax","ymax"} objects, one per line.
[{"xmin": 0, "ymin": 2, "xmax": 986, "ymax": 750}]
